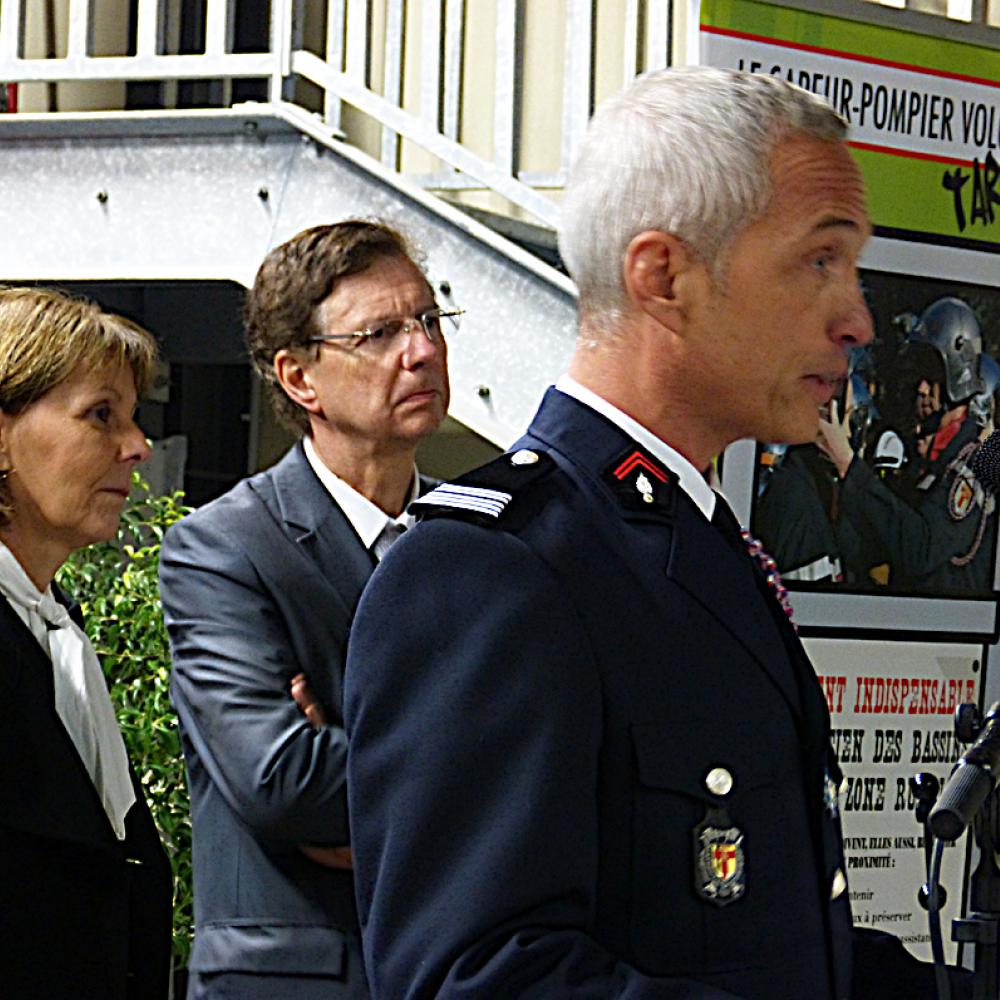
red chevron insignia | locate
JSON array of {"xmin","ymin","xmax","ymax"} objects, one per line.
[{"xmin": 613, "ymin": 450, "xmax": 668, "ymax": 483}]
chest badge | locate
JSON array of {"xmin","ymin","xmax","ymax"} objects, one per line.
[{"xmin": 694, "ymin": 814, "xmax": 746, "ymax": 907}]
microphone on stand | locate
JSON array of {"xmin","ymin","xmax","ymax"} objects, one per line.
[{"xmin": 929, "ymin": 702, "xmax": 1000, "ymax": 842}]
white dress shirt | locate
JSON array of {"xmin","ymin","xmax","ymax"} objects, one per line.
[{"xmin": 302, "ymin": 436, "xmax": 418, "ymax": 560}]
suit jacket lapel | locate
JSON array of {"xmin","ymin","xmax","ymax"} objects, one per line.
[{"xmin": 266, "ymin": 441, "xmax": 374, "ymax": 615}]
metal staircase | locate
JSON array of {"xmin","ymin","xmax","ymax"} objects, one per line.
[{"xmin": 0, "ymin": 1, "xmax": 676, "ymax": 457}]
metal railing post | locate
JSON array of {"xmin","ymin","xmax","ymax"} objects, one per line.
[
  {"xmin": 270, "ymin": 0, "xmax": 294, "ymax": 104},
  {"xmin": 562, "ymin": 0, "xmax": 594, "ymax": 185},
  {"xmin": 442, "ymin": 0, "xmax": 465, "ymax": 142},
  {"xmin": 381, "ymin": 0, "xmax": 405, "ymax": 169},
  {"xmin": 493, "ymin": 0, "xmax": 521, "ymax": 179},
  {"xmin": 325, "ymin": 0, "xmax": 347, "ymax": 128}
]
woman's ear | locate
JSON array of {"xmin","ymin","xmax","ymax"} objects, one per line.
[{"xmin": 274, "ymin": 350, "xmax": 323, "ymax": 417}]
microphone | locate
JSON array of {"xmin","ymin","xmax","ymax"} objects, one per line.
[
  {"xmin": 929, "ymin": 702, "xmax": 1000, "ymax": 841},
  {"xmin": 971, "ymin": 429, "xmax": 1000, "ymax": 494}
]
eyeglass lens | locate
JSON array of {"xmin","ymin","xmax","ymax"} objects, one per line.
[{"xmin": 370, "ymin": 312, "xmax": 453, "ymax": 345}]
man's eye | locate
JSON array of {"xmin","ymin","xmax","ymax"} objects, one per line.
[
  {"xmin": 812, "ymin": 250, "xmax": 842, "ymax": 274},
  {"xmin": 369, "ymin": 325, "xmax": 389, "ymax": 341},
  {"xmin": 92, "ymin": 405, "xmax": 112, "ymax": 424}
]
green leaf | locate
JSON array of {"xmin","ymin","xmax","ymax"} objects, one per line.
[{"xmin": 57, "ymin": 471, "xmax": 194, "ymax": 966}]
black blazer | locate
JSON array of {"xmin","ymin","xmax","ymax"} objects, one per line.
[
  {"xmin": 0, "ymin": 592, "xmax": 172, "ymax": 999},
  {"xmin": 160, "ymin": 441, "xmax": 406, "ymax": 994}
]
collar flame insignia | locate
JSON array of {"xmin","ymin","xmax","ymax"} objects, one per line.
[
  {"xmin": 603, "ymin": 447, "xmax": 675, "ymax": 514},
  {"xmin": 695, "ymin": 824, "xmax": 746, "ymax": 907}
]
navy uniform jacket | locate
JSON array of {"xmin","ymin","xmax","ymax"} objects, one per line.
[
  {"xmin": 839, "ymin": 415, "xmax": 993, "ymax": 594},
  {"xmin": 159, "ymin": 442, "xmax": 371, "ymax": 994},
  {"xmin": 0, "ymin": 592, "xmax": 172, "ymax": 999},
  {"xmin": 345, "ymin": 389, "xmax": 869, "ymax": 999}
]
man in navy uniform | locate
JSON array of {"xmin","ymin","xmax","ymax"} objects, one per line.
[{"xmin": 344, "ymin": 69, "xmax": 944, "ymax": 998}]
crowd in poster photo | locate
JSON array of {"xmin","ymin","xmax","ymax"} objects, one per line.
[{"xmin": 752, "ymin": 271, "xmax": 1000, "ymax": 598}]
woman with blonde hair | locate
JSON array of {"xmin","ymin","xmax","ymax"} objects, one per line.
[{"xmin": 0, "ymin": 286, "xmax": 172, "ymax": 998}]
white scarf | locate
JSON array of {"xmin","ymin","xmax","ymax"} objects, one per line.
[{"xmin": 0, "ymin": 542, "xmax": 135, "ymax": 839}]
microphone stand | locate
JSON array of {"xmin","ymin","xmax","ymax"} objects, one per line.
[
  {"xmin": 924, "ymin": 702, "xmax": 1000, "ymax": 1000},
  {"xmin": 914, "ymin": 773, "xmax": 953, "ymax": 1000}
]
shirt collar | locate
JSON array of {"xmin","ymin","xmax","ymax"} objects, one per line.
[
  {"xmin": 302, "ymin": 436, "xmax": 419, "ymax": 550},
  {"xmin": 555, "ymin": 375, "xmax": 717, "ymax": 520},
  {"xmin": 0, "ymin": 541, "xmax": 64, "ymax": 656}
]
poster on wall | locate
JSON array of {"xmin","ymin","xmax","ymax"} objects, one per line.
[
  {"xmin": 807, "ymin": 637, "xmax": 983, "ymax": 962},
  {"xmin": 694, "ymin": 0, "xmax": 1000, "ymax": 250},
  {"xmin": 752, "ymin": 268, "xmax": 1000, "ymax": 597},
  {"xmin": 694, "ymin": 0, "xmax": 1000, "ymax": 964},
  {"xmin": 693, "ymin": 0, "xmax": 1000, "ymax": 597}
]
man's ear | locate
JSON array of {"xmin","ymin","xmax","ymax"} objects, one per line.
[
  {"xmin": 622, "ymin": 230, "xmax": 700, "ymax": 330},
  {"xmin": 274, "ymin": 349, "xmax": 323, "ymax": 417}
]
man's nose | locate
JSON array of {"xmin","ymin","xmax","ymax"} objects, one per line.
[
  {"xmin": 831, "ymin": 285, "xmax": 873, "ymax": 349},
  {"xmin": 401, "ymin": 321, "xmax": 442, "ymax": 368}
]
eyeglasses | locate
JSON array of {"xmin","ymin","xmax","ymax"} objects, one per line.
[{"xmin": 309, "ymin": 307, "xmax": 464, "ymax": 353}]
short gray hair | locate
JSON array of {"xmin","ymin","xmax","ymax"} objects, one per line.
[{"xmin": 558, "ymin": 66, "xmax": 847, "ymax": 328}]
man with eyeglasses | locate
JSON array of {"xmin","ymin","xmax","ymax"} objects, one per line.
[{"xmin": 158, "ymin": 220, "xmax": 455, "ymax": 999}]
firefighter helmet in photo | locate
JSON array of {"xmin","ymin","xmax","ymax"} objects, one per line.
[
  {"xmin": 907, "ymin": 297, "xmax": 986, "ymax": 403},
  {"xmin": 970, "ymin": 352, "xmax": 1000, "ymax": 429}
]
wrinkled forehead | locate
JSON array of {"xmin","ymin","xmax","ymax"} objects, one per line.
[{"xmin": 765, "ymin": 132, "xmax": 871, "ymax": 235}]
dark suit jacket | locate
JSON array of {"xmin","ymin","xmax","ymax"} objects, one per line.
[
  {"xmin": 344, "ymin": 389, "xmax": 934, "ymax": 999},
  {"xmin": 0, "ymin": 592, "xmax": 172, "ymax": 1000},
  {"xmin": 159, "ymin": 441, "xmax": 384, "ymax": 994}
]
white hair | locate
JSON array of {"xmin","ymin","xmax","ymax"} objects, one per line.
[{"xmin": 558, "ymin": 66, "xmax": 848, "ymax": 331}]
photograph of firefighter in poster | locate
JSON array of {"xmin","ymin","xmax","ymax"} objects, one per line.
[{"xmin": 751, "ymin": 271, "xmax": 1000, "ymax": 596}]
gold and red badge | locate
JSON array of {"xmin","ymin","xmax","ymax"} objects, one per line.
[{"xmin": 694, "ymin": 820, "xmax": 746, "ymax": 907}]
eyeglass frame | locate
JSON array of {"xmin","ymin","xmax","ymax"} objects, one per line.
[{"xmin": 307, "ymin": 307, "xmax": 464, "ymax": 350}]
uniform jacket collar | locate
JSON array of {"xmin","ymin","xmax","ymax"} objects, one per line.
[{"xmin": 525, "ymin": 388, "xmax": 806, "ymax": 720}]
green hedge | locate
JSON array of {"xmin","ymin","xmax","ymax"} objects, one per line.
[{"xmin": 56, "ymin": 477, "xmax": 194, "ymax": 967}]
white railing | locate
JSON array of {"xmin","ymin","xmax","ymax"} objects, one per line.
[
  {"xmin": 0, "ymin": 0, "xmax": 281, "ymax": 84},
  {"xmin": 0, "ymin": 1, "xmax": 993, "ymax": 228},
  {"xmin": 0, "ymin": 0, "xmax": 678, "ymax": 228}
]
